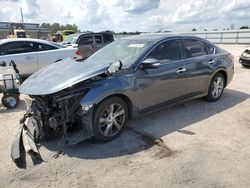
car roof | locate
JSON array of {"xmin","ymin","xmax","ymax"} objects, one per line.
[
  {"xmin": 0, "ymin": 38, "xmax": 49, "ymax": 44},
  {"xmin": 121, "ymin": 33, "xmax": 207, "ymax": 43},
  {"xmin": 0, "ymin": 38, "xmax": 62, "ymax": 48},
  {"xmin": 68, "ymin": 32, "xmax": 113, "ymax": 38}
]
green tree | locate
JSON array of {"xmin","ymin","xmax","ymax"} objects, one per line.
[{"xmin": 40, "ymin": 23, "xmax": 78, "ymax": 35}]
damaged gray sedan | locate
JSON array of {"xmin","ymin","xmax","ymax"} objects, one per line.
[{"xmin": 11, "ymin": 34, "xmax": 234, "ymax": 168}]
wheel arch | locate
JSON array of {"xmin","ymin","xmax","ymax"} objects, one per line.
[
  {"xmin": 94, "ymin": 94, "xmax": 134, "ymax": 120},
  {"xmin": 216, "ymin": 70, "xmax": 227, "ymax": 87}
]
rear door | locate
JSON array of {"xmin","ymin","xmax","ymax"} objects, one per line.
[
  {"xmin": 35, "ymin": 42, "xmax": 61, "ymax": 69},
  {"xmin": 134, "ymin": 39, "xmax": 188, "ymax": 112},
  {"xmin": 0, "ymin": 41, "xmax": 38, "ymax": 77},
  {"xmin": 77, "ymin": 35, "xmax": 94, "ymax": 59},
  {"xmin": 183, "ymin": 39, "xmax": 213, "ymax": 96}
]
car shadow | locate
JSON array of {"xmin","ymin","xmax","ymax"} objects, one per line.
[
  {"xmin": 242, "ymin": 65, "xmax": 250, "ymax": 69},
  {"xmin": 41, "ymin": 88, "xmax": 249, "ymax": 160}
]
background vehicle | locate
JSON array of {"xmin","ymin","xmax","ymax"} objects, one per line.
[
  {"xmin": 239, "ymin": 47, "xmax": 250, "ymax": 67},
  {"xmin": 11, "ymin": 34, "xmax": 234, "ymax": 168},
  {"xmin": 0, "ymin": 38, "xmax": 81, "ymax": 78},
  {"xmin": 56, "ymin": 30, "xmax": 76, "ymax": 42},
  {"xmin": 63, "ymin": 32, "xmax": 114, "ymax": 59},
  {"xmin": 7, "ymin": 29, "xmax": 29, "ymax": 38}
]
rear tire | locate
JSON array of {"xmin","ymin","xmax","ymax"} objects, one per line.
[
  {"xmin": 205, "ymin": 73, "xmax": 225, "ymax": 102},
  {"xmin": 242, "ymin": 64, "xmax": 250, "ymax": 68},
  {"xmin": 2, "ymin": 93, "xmax": 20, "ymax": 108},
  {"xmin": 92, "ymin": 97, "xmax": 128, "ymax": 142}
]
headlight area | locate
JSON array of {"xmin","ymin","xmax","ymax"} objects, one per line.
[{"xmin": 11, "ymin": 88, "xmax": 95, "ymax": 168}]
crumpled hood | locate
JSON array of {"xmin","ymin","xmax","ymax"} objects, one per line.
[{"xmin": 20, "ymin": 58, "xmax": 109, "ymax": 95}]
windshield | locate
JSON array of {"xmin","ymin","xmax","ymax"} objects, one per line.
[
  {"xmin": 84, "ymin": 39, "xmax": 152, "ymax": 68},
  {"xmin": 63, "ymin": 35, "xmax": 78, "ymax": 44},
  {"xmin": 64, "ymin": 31, "xmax": 75, "ymax": 35},
  {"xmin": 16, "ymin": 32, "xmax": 26, "ymax": 38}
]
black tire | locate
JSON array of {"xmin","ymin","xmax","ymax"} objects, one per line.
[
  {"xmin": 1, "ymin": 93, "xmax": 20, "ymax": 108},
  {"xmin": 242, "ymin": 64, "xmax": 250, "ymax": 68},
  {"xmin": 205, "ymin": 73, "xmax": 225, "ymax": 102},
  {"xmin": 93, "ymin": 97, "xmax": 128, "ymax": 142}
]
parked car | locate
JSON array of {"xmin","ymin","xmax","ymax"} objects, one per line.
[
  {"xmin": 0, "ymin": 38, "xmax": 81, "ymax": 78},
  {"xmin": 11, "ymin": 34, "xmax": 234, "ymax": 168},
  {"xmin": 63, "ymin": 32, "xmax": 114, "ymax": 59},
  {"xmin": 56, "ymin": 30, "xmax": 76, "ymax": 41},
  {"xmin": 239, "ymin": 47, "xmax": 250, "ymax": 67}
]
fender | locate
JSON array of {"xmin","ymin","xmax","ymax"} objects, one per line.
[{"xmin": 80, "ymin": 76, "xmax": 134, "ymax": 108}]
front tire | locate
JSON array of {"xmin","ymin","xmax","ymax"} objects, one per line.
[
  {"xmin": 92, "ymin": 97, "xmax": 128, "ymax": 142},
  {"xmin": 2, "ymin": 93, "xmax": 20, "ymax": 108},
  {"xmin": 205, "ymin": 73, "xmax": 225, "ymax": 102}
]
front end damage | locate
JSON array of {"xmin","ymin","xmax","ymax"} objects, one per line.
[
  {"xmin": 11, "ymin": 86, "xmax": 95, "ymax": 168},
  {"xmin": 11, "ymin": 59, "xmax": 123, "ymax": 168}
]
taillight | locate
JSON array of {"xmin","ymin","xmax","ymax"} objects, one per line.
[
  {"xmin": 227, "ymin": 54, "xmax": 234, "ymax": 63},
  {"xmin": 75, "ymin": 50, "xmax": 81, "ymax": 56}
]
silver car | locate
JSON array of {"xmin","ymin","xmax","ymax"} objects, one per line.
[{"xmin": 0, "ymin": 38, "xmax": 80, "ymax": 78}]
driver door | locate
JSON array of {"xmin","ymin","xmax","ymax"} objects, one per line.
[{"xmin": 134, "ymin": 39, "xmax": 188, "ymax": 112}]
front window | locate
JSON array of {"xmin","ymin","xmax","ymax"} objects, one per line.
[
  {"xmin": 84, "ymin": 39, "xmax": 152, "ymax": 68},
  {"xmin": 0, "ymin": 41, "xmax": 35, "ymax": 55},
  {"xmin": 147, "ymin": 40, "xmax": 182, "ymax": 62},
  {"xmin": 36, "ymin": 43, "xmax": 57, "ymax": 51}
]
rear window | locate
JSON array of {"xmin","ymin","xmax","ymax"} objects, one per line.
[
  {"xmin": 206, "ymin": 43, "xmax": 215, "ymax": 54},
  {"xmin": 16, "ymin": 31, "xmax": 26, "ymax": 38},
  {"xmin": 183, "ymin": 39, "xmax": 208, "ymax": 58},
  {"xmin": 36, "ymin": 42, "xmax": 58, "ymax": 51},
  {"xmin": 94, "ymin": 35, "xmax": 103, "ymax": 44},
  {"xmin": 103, "ymin": 34, "xmax": 114, "ymax": 43}
]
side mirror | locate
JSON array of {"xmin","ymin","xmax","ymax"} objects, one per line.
[{"xmin": 141, "ymin": 58, "xmax": 160, "ymax": 69}]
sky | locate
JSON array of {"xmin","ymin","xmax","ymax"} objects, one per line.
[{"xmin": 0, "ymin": 0, "xmax": 250, "ymax": 32}]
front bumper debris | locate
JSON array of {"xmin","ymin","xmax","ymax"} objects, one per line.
[
  {"xmin": 11, "ymin": 108, "xmax": 94, "ymax": 168},
  {"xmin": 11, "ymin": 117, "xmax": 43, "ymax": 169}
]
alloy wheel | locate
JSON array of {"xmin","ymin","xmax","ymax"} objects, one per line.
[
  {"xmin": 98, "ymin": 103, "xmax": 126, "ymax": 137},
  {"xmin": 211, "ymin": 76, "xmax": 224, "ymax": 99}
]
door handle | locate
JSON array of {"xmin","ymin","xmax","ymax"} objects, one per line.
[
  {"xmin": 208, "ymin": 60, "xmax": 215, "ymax": 65},
  {"xmin": 26, "ymin": 56, "xmax": 34, "ymax": 60},
  {"xmin": 176, "ymin": 67, "xmax": 186, "ymax": 73}
]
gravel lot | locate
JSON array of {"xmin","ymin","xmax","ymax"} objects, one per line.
[{"xmin": 0, "ymin": 45, "xmax": 250, "ymax": 188}]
